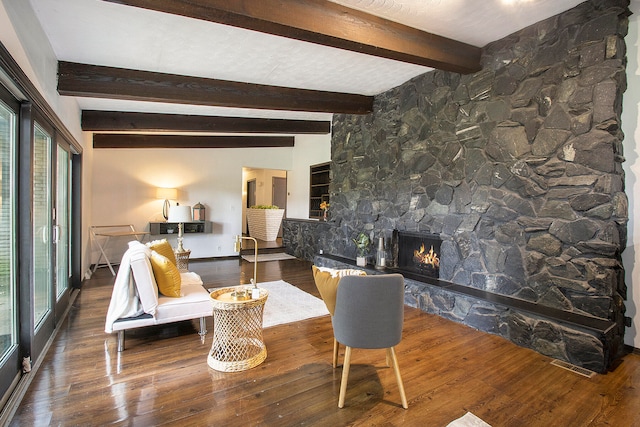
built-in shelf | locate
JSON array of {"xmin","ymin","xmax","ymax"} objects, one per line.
[
  {"xmin": 309, "ymin": 162, "xmax": 330, "ymax": 219},
  {"xmin": 149, "ymin": 221, "xmax": 212, "ymax": 235}
]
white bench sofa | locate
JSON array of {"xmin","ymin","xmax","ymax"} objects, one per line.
[{"xmin": 105, "ymin": 240, "xmax": 212, "ymax": 351}]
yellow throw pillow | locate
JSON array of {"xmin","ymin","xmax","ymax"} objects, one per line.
[
  {"xmin": 147, "ymin": 239, "xmax": 177, "ymax": 265},
  {"xmin": 312, "ymin": 265, "xmax": 366, "ymax": 315},
  {"xmin": 150, "ymin": 251, "xmax": 181, "ymax": 297}
]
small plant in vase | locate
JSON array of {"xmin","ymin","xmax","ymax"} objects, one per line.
[
  {"xmin": 320, "ymin": 201, "xmax": 330, "ymax": 221},
  {"xmin": 352, "ymin": 232, "xmax": 371, "ymax": 267}
]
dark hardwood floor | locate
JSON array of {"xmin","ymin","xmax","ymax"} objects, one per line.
[{"xmin": 8, "ymin": 257, "xmax": 640, "ymax": 426}]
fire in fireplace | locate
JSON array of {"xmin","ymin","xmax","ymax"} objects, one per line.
[
  {"xmin": 414, "ymin": 242, "xmax": 440, "ymax": 269},
  {"xmin": 396, "ymin": 231, "xmax": 442, "ymax": 279}
]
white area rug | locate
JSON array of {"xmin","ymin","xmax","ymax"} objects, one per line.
[
  {"xmin": 259, "ymin": 280, "xmax": 329, "ymax": 328},
  {"xmin": 242, "ymin": 253, "xmax": 297, "ymax": 263},
  {"xmin": 446, "ymin": 412, "xmax": 492, "ymax": 427}
]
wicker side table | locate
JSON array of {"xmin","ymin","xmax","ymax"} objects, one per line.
[
  {"xmin": 208, "ymin": 287, "xmax": 269, "ymax": 372},
  {"xmin": 175, "ymin": 249, "xmax": 191, "ymax": 272}
]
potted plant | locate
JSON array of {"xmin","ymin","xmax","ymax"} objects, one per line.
[
  {"xmin": 352, "ymin": 232, "xmax": 371, "ymax": 267},
  {"xmin": 246, "ymin": 205, "xmax": 285, "ymax": 241},
  {"xmin": 320, "ymin": 201, "xmax": 330, "ymax": 221}
]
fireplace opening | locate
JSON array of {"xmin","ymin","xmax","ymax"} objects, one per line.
[{"xmin": 396, "ymin": 231, "xmax": 442, "ymax": 279}]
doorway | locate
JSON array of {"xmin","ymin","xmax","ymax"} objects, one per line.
[
  {"xmin": 272, "ymin": 176, "xmax": 286, "ymax": 238},
  {"xmin": 246, "ymin": 179, "xmax": 256, "ymax": 234},
  {"xmin": 247, "ymin": 179, "xmax": 257, "ymax": 209},
  {"xmin": 241, "ymin": 168, "xmax": 287, "ymax": 237}
]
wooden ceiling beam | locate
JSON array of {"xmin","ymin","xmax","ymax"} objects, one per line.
[
  {"xmin": 82, "ymin": 110, "xmax": 331, "ymax": 133},
  {"xmin": 58, "ymin": 62, "xmax": 373, "ymax": 114},
  {"xmin": 93, "ymin": 134, "xmax": 295, "ymax": 149},
  {"xmin": 103, "ymin": 0, "xmax": 481, "ymax": 74}
]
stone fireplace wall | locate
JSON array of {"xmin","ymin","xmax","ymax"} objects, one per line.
[{"xmin": 286, "ymin": 0, "xmax": 631, "ymax": 372}]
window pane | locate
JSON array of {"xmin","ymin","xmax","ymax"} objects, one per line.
[
  {"xmin": 56, "ymin": 146, "xmax": 69, "ymax": 300},
  {"xmin": 0, "ymin": 100, "xmax": 16, "ymax": 361},
  {"xmin": 33, "ymin": 123, "xmax": 52, "ymax": 329}
]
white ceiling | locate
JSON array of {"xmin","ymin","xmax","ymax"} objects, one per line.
[{"xmin": 29, "ymin": 0, "xmax": 586, "ymax": 122}]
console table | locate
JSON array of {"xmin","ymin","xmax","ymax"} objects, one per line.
[
  {"xmin": 90, "ymin": 225, "xmax": 149, "ymax": 276},
  {"xmin": 149, "ymin": 221, "xmax": 211, "ymax": 235}
]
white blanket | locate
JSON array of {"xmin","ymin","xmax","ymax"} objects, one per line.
[{"xmin": 104, "ymin": 245, "xmax": 147, "ymax": 333}]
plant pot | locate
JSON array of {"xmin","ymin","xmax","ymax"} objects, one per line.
[
  {"xmin": 356, "ymin": 256, "xmax": 367, "ymax": 267},
  {"xmin": 246, "ymin": 208, "xmax": 285, "ymax": 241}
]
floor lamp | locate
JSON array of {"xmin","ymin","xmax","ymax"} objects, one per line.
[{"xmin": 234, "ymin": 235, "xmax": 259, "ymax": 293}]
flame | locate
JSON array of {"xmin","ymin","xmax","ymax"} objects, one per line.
[{"xmin": 413, "ymin": 243, "xmax": 440, "ymax": 269}]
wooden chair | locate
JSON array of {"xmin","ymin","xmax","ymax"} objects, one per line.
[{"xmin": 332, "ymin": 274, "xmax": 408, "ymax": 409}]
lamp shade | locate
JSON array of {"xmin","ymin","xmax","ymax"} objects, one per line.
[
  {"xmin": 168, "ymin": 205, "xmax": 192, "ymax": 223},
  {"xmin": 156, "ymin": 187, "xmax": 178, "ymax": 200}
]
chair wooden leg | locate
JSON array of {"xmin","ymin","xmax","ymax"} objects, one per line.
[
  {"xmin": 338, "ymin": 346, "xmax": 352, "ymax": 408},
  {"xmin": 387, "ymin": 347, "xmax": 408, "ymax": 409},
  {"xmin": 333, "ymin": 337, "xmax": 339, "ymax": 368}
]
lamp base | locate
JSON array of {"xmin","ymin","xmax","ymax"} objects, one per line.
[
  {"xmin": 176, "ymin": 222, "xmax": 186, "ymax": 252},
  {"xmin": 175, "ymin": 249, "xmax": 191, "ymax": 272}
]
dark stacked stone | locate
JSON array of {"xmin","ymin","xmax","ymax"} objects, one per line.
[{"xmin": 286, "ymin": 0, "xmax": 631, "ymax": 372}]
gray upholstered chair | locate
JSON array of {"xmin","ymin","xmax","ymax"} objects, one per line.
[
  {"xmin": 332, "ymin": 274, "xmax": 408, "ymax": 409},
  {"xmin": 311, "ymin": 265, "xmax": 366, "ymax": 368}
]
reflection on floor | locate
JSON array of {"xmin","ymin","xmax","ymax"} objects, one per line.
[{"xmin": 240, "ymin": 236, "xmax": 284, "ymax": 255}]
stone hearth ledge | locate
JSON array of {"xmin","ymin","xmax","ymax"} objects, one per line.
[{"xmin": 315, "ymin": 254, "xmax": 617, "ymax": 374}]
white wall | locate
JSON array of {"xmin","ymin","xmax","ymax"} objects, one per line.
[
  {"xmin": 622, "ymin": 1, "xmax": 640, "ymax": 348},
  {"xmin": 0, "ymin": 0, "xmax": 83, "ymax": 139},
  {"xmin": 90, "ymin": 134, "xmax": 330, "ymax": 263}
]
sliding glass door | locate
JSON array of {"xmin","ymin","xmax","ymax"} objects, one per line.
[
  {"xmin": 0, "ymin": 92, "xmax": 18, "ymax": 402},
  {"xmin": 0, "ymin": 102, "xmax": 75, "ymax": 409},
  {"xmin": 29, "ymin": 117, "xmax": 73, "ymax": 362},
  {"xmin": 0, "ymin": 48, "xmax": 80, "ymax": 414},
  {"xmin": 55, "ymin": 143, "xmax": 71, "ymax": 314},
  {"xmin": 31, "ymin": 122, "xmax": 54, "ymax": 357}
]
